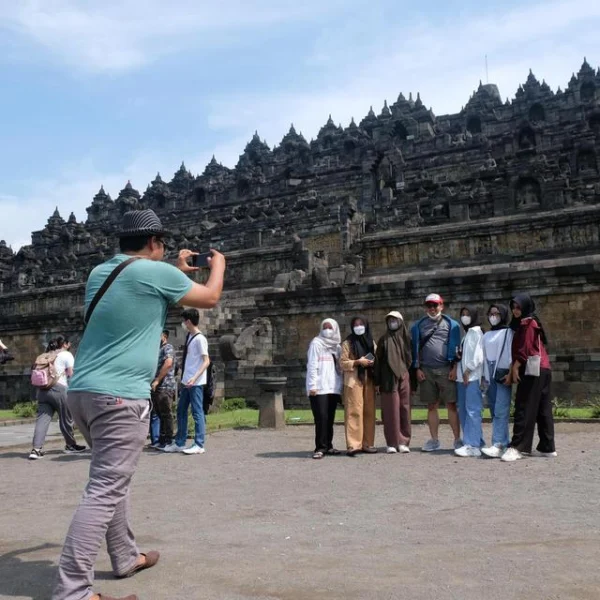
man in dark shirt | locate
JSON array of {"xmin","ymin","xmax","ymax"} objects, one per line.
[{"xmin": 151, "ymin": 329, "xmax": 176, "ymax": 449}]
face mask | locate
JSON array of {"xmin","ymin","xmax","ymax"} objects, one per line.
[
  {"xmin": 461, "ymin": 316, "xmax": 472, "ymax": 326},
  {"xmin": 489, "ymin": 315, "xmax": 501, "ymax": 327},
  {"xmin": 353, "ymin": 325, "xmax": 366, "ymax": 336},
  {"xmin": 321, "ymin": 329, "xmax": 334, "ymax": 339},
  {"xmin": 181, "ymin": 322, "xmax": 187, "ymax": 330},
  {"xmin": 427, "ymin": 309, "xmax": 442, "ymax": 321},
  {"xmin": 388, "ymin": 320, "xmax": 399, "ymax": 331}
]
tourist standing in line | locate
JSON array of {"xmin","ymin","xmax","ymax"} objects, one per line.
[
  {"xmin": 481, "ymin": 304, "xmax": 513, "ymax": 458},
  {"xmin": 410, "ymin": 294, "xmax": 462, "ymax": 452},
  {"xmin": 28, "ymin": 335, "xmax": 86, "ymax": 460},
  {"xmin": 306, "ymin": 318, "xmax": 343, "ymax": 459},
  {"xmin": 454, "ymin": 306, "xmax": 485, "ymax": 457},
  {"xmin": 341, "ymin": 316, "xmax": 377, "ymax": 456},
  {"xmin": 149, "ymin": 329, "xmax": 176, "ymax": 450},
  {"xmin": 52, "ymin": 209, "xmax": 225, "ymax": 600},
  {"xmin": 164, "ymin": 308, "xmax": 210, "ymax": 455},
  {"xmin": 502, "ymin": 294, "xmax": 556, "ymax": 462},
  {"xmin": 375, "ymin": 311, "xmax": 412, "ymax": 454}
]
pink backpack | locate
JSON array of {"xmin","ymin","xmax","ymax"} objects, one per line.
[{"xmin": 31, "ymin": 350, "xmax": 60, "ymax": 389}]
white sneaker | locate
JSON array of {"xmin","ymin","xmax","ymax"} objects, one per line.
[
  {"xmin": 454, "ymin": 445, "xmax": 482, "ymax": 457},
  {"xmin": 453, "ymin": 439, "xmax": 463, "ymax": 450},
  {"xmin": 386, "ymin": 446, "xmax": 398, "ymax": 454},
  {"xmin": 182, "ymin": 444, "xmax": 205, "ymax": 455},
  {"xmin": 421, "ymin": 439, "xmax": 441, "ymax": 452},
  {"xmin": 481, "ymin": 445, "xmax": 504, "ymax": 458},
  {"xmin": 501, "ymin": 447, "xmax": 523, "ymax": 462},
  {"xmin": 398, "ymin": 445, "xmax": 411, "ymax": 454},
  {"xmin": 162, "ymin": 442, "xmax": 184, "ymax": 453},
  {"xmin": 533, "ymin": 450, "xmax": 558, "ymax": 458}
]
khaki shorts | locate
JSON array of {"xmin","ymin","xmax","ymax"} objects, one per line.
[{"xmin": 419, "ymin": 366, "xmax": 457, "ymax": 406}]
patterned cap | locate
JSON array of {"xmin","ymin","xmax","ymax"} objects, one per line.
[{"xmin": 117, "ymin": 209, "xmax": 169, "ymax": 238}]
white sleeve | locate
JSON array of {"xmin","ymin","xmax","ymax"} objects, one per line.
[
  {"xmin": 306, "ymin": 341, "xmax": 319, "ymax": 394},
  {"xmin": 464, "ymin": 330, "xmax": 484, "ymax": 372},
  {"xmin": 482, "ymin": 335, "xmax": 490, "ymax": 382},
  {"xmin": 198, "ymin": 335, "xmax": 209, "ymax": 358},
  {"xmin": 65, "ymin": 352, "xmax": 75, "ymax": 369}
]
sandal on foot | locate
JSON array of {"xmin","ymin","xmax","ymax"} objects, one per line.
[
  {"xmin": 312, "ymin": 451, "xmax": 324, "ymax": 459},
  {"xmin": 115, "ymin": 550, "xmax": 160, "ymax": 579},
  {"xmin": 362, "ymin": 447, "xmax": 378, "ymax": 454},
  {"xmin": 347, "ymin": 448, "xmax": 359, "ymax": 457}
]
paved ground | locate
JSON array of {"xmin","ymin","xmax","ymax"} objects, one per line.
[
  {"xmin": 1, "ymin": 422, "xmax": 599, "ymax": 600},
  {"xmin": 0, "ymin": 422, "xmax": 60, "ymax": 448}
]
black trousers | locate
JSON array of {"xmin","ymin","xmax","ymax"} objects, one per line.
[
  {"xmin": 310, "ymin": 394, "xmax": 340, "ymax": 452},
  {"xmin": 510, "ymin": 368, "xmax": 555, "ymax": 453},
  {"xmin": 151, "ymin": 388, "xmax": 175, "ymax": 445}
]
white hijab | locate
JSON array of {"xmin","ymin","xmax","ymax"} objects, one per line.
[{"xmin": 312, "ymin": 318, "xmax": 342, "ymax": 356}]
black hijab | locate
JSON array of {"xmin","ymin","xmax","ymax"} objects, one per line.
[
  {"xmin": 346, "ymin": 315, "xmax": 375, "ymax": 383},
  {"xmin": 510, "ymin": 293, "xmax": 548, "ymax": 345},
  {"xmin": 487, "ymin": 303, "xmax": 509, "ymax": 330},
  {"xmin": 460, "ymin": 305, "xmax": 481, "ymax": 332}
]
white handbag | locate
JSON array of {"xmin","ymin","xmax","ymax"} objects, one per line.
[{"xmin": 525, "ymin": 354, "xmax": 541, "ymax": 377}]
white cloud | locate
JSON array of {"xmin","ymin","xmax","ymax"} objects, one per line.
[{"xmin": 0, "ymin": 0, "xmax": 348, "ymax": 72}]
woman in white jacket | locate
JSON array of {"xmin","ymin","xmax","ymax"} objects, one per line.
[
  {"xmin": 454, "ymin": 306, "xmax": 485, "ymax": 457},
  {"xmin": 481, "ymin": 304, "xmax": 513, "ymax": 458},
  {"xmin": 306, "ymin": 318, "xmax": 343, "ymax": 459}
]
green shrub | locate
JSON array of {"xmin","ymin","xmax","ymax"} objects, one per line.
[
  {"xmin": 12, "ymin": 402, "xmax": 37, "ymax": 418},
  {"xmin": 552, "ymin": 397, "xmax": 570, "ymax": 419},
  {"xmin": 588, "ymin": 396, "xmax": 600, "ymax": 419},
  {"xmin": 219, "ymin": 397, "xmax": 246, "ymax": 412}
]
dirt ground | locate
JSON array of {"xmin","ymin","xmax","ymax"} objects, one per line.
[{"xmin": 1, "ymin": 422, "xmax": 599, "ymax": 600}]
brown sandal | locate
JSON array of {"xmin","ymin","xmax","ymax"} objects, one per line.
[{"xmin": 116, "ymin": 550, "xmax": 160, "ymax": 579}]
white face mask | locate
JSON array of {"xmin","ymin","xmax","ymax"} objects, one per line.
[
  {"xmin": 388, "ymin": 320, "xmax": 400, "ymax": 331},
  {"xmin": 427, "ymin": 310, "xmax": 442, "ymax": 321},
  {"xmin": 489, "ymin": 315, "xmax": 501, "ymax": 327},
  {"xmin": 353, "ymin": 325, "xmax": 366, "ymax": 336},
  {"xmin": 461, "ymin": 315, "xmax": 472, "ymax": 326},
  {"xmin": 181, "ymin": 321, "xmax": 187, "ymax": 330},
  {"xmin": 321, "ymin": 328, "xmax": 334, "ymax": 339}
]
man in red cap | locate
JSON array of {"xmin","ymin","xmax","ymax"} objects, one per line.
[{"xmin": 410, "ymin": 293, "xmax": 462, "ymax": 451}]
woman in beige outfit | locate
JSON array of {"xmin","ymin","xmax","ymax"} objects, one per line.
[{"xmin": 341, "ymin": 316, "xmax": 377, "ymax": 456}]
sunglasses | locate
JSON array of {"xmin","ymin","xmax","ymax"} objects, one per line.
[{"xmin": 425, "ymin": 302, "xmax": 440, "ymax": 308}]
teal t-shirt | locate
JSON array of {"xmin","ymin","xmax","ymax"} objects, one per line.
[{"xmin": 69, "ymin": 255, "xmax": 193, "ymax": 399}]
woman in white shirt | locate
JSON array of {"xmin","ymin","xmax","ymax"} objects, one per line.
[
  {"xmin": 306, "ymin": 319, "xmax": 343, "ymax": 459},
  {"xmin": 29, "ymin": 336, "xmax": 86, "ymax": 459},
  {"xmin": 481, "ymin": 304, "xmax": 513, "ymax": 458},
  {"xmin": 454, "ymin": 306, "xmax": 485, "ymax": 457}
]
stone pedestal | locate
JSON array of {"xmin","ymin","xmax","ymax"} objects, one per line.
[{"xmin": 255, "ymin": 376, "xmax": 287, "ymax": 430}]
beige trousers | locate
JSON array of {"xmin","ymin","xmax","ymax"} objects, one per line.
[{"xmin": 343, "ymin": 378, "xmax": 376, "ymax": 451}]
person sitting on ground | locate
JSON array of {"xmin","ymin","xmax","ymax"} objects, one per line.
[
  {"xmin": 375, "ymin": 311, "xmax": 412, "ymax": 454},
  {"xmin": 163, "ymin": 308, "xmax": 210, "ymax": 455},
  {"xmin": 341, "ymin": 316, "xmax": 377, "ymax": 456},
  {"xmin": 454, "ymin": 306, "xmax": 485, "ymax": 458},
  {"xmin": 481, "ymin": 304, "xmax": 513, "ymax": 458},
  {"xmin": 28, "ymin": 335, "xmax": 86, "ymax": 460},
  {"xmin": 410, "ymin": 294, "xmax": 462, "ymax": 452},
  {"xmin": 306, "ymin": 318, "xmax": 343, "ymax": 459},
  {"xmin": 501, "ymin": 293, "xmax": 555, "ymax": 463}
]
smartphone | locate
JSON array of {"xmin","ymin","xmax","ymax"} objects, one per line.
[
  {"xmin": 365, "ymin": 352, "xmax": 375, "ymax": 361},
  {"xmin": 191, "ymin": 251, "xmax": 211, "ymax": 268}
]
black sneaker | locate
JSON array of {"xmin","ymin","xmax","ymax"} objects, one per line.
[
  {"xmin": 29, "ymin": 448, "xmax": 44, "ymax": 460},
  {"xmin": 64, "ymin": 444, "xmax": 87, "ymax": 454}
]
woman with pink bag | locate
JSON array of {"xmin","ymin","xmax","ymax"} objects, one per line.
[{"xmin": 501, "ymin": 294, "xmax": 556, "ymax": 462}]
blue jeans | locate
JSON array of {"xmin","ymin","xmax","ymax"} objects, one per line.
[
  {"xmin": 175, "ymin": 386, "xmax": 205, "ymax": 448},
  {"xmin": 149, "ymin": 412, "xmax": 160, "ymax": 444},
  {"xmin": 486, "ymin": 360, "xmax": 511, "ymax": 447},
  {"xmin": 457, "ymin": 381, "xmax": 484, "ymax": 448}
]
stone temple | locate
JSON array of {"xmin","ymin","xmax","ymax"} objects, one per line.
[{"xmin": 2, "ymin": 60, "xmax": 600, "ymax": 407}]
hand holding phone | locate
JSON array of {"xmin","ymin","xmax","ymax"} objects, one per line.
[
  {"xmin": 191, "ymin": 251, "xmax": 212, "ymax": 268},
  {"xmin": 365, "ymin": 352, "xmax": 375, "ymax": 361}
]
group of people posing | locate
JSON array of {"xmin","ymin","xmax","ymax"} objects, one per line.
[{"xmin": 305, "ymin": 292, "xmax": 556, "ymax": 463}]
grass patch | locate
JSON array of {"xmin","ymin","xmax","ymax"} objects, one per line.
[{"xmin": 0, "ymin": 409, "xmax": 19, "ymax": 421}]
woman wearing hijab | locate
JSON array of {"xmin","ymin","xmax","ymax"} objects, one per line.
[
  {"xmin": 375, "ymin": 311, "xmax": 413, "ymax": 454},
  {"xmin": 340, "ymin": 316, "xmax": 377, "ymax": 456},
  {"xmin": 454, "ymin": 306, "xmax": 485, "ymax": 457},
  {"xmin": 481, "ymin": 304, "xmax": 514, "ymax": 458},
  {"xmin": 306, "ymin": 318, "xmax": 343, "ymax": 459},
  {"xmin": 501, "ymin": 293, "xmax": 555, "ymax": 462}
]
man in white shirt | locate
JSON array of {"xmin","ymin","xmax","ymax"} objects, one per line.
[{"xmin": 164, "ymin": 308, "xmax": 209, "ymax": 455}]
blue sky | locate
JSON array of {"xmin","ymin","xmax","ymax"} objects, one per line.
[{"xmin": 1, "ymin": 0, "xmax": 599, "ymax": 249}]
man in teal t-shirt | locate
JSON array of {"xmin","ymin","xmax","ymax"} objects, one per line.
[{"xmin": 52, "ymin": 209, "xmax": 226, "ymax": 600}]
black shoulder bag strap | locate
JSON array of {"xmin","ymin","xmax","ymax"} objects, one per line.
[
  {"xmin": 84, "ymin": 257, "xmax": 141, "ymax": 327},
  {"xmin": 181, "ymin": 332, "xmax": 200, "ymax": 376}
]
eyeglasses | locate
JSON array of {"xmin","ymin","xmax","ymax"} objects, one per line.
[{"xmin": 425, "ymin": 303, "xmax": 440, "ymax": 308}]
